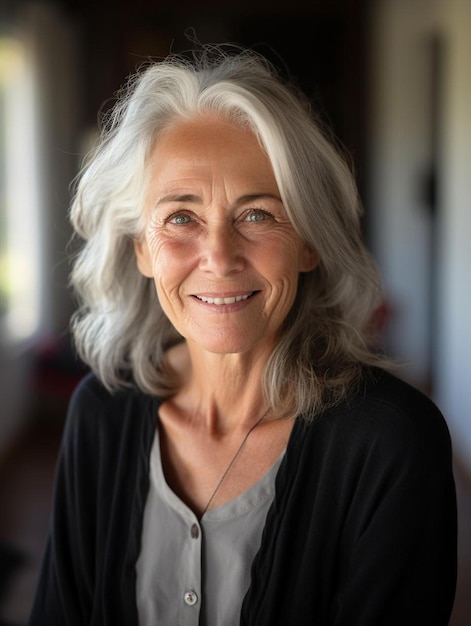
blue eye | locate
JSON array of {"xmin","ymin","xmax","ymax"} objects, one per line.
[
  {"xmin": 245, "ymin": 209, "xmax": 273, "ymax": 222},
  {"xmin": 169, "ymin": 213, "xmax": 192, "ymax": 225}
]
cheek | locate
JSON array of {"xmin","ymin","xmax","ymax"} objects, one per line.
[
  {"xmin": 145, "ymin": 229, "xmax": 177, "ymax": 274},
  {"xmin": 146, "ymin": 228, "xmax": 163, "ymax": 259},
  {"xmin": 260, "ymin": 237, "xmax": 306, "ymax": 277},
  {"xmin": 147, "ymin": 235, "xmax": 195, "ymax": 295}
]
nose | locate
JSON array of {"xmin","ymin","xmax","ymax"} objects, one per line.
[{"xmin": 198, "ymin": 222, "xmax": 245, "ymax": 276}]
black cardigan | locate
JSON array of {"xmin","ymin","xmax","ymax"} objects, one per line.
[{"xmin": 29, "ymin": 369, "xmax": 457, "ymax": 625}]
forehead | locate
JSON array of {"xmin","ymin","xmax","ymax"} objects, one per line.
[
  {"xmin": 153, "ymin": 113, "xmax": 260, "ymax": 154},
  {"xmin": 147, "ymin": 114, "xmax": 278, "ymax": 190}
]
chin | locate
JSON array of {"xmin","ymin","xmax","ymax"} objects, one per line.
[{"xmin": 188, "ymin": 326, "xmax": 277, "ymax": 357}]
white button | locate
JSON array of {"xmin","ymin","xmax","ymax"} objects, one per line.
[{"xmin": 184, "ymin": 590, "xmax": 198, "ymax": 606}]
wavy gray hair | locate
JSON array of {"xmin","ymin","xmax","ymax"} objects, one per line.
[{"xmin": 70, "ymin": 46, "xmax": 389, "ymax": 418}]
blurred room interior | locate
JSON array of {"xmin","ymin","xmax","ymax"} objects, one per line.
[{"xmin": 0, "ymin": 0, "xmax": 470, "ymax": 623}]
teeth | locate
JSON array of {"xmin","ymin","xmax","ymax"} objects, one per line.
[{"xmin": 197, "ymin": 292, "xmax": 253, "ymax": 305}]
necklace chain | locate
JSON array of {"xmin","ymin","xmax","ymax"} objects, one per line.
[{"xmin": 200, "ymin": 409, "xmax": 270, "ymax": 518}]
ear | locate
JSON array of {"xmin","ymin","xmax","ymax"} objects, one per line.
[
  {"xmin": 299, "ymin": 244, "xmax": 319, "ymax": 273},
  {"xmin": 133, "ymin": 237, "xmax": 154, "ymax": 278}
]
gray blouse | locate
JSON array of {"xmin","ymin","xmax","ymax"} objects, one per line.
[{"xmin": 136, "ymin": 426, "xmax": 283, "ymax": 626}]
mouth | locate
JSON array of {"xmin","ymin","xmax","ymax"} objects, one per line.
[{"xmin": 193, "ymin": 291, "xmax": 257, "ymax": 306}]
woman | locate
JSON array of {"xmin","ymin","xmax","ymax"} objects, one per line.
[{"xmin": 29, "ymin": 47, "xmax": 457, "ymax": 625}]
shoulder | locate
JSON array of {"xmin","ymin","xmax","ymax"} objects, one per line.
[
  {"xmin": 64, "ymin": 371, "xmax": 159, "ymax": 455},
  {"xmin": 363, "ymin": 367, "xmax": 441, "ymax": 416},
  {"xmin": 355, "ymin": 368, "xmax": 450, "ymax": 448},
  {"xmin": 295, "ymin": 368, "xmax": 453, "ymax": 475},
  {"xmin": 69, "ymin": 370, "xmax": 155, "ymax": 415}
]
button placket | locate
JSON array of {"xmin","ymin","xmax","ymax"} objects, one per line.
[{"xmin": 179, "ymin": 515, "xmax": 202, "ymax": 623}]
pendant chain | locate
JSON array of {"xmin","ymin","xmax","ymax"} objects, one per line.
[{"xmin": 200, "ymin": 409, "xmax": 270, "ymax": 518}]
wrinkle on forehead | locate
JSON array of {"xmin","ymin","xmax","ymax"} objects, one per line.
[{"xmin": 144, "ymin": 114, "xmax": 281, "ymax": 215}]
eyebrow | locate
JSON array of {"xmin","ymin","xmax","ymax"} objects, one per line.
[
  {"xmin": 155, "ymin": 192, "xmax": 282, "ymax": 207},
  {"xmin": 155, "ymin": 193, "xmax": 202, "ymax": 206}
]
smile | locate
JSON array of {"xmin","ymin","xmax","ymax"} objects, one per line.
[{"xmin": 194, "ymin": 291, "xmax": 255, "ymax": 305}]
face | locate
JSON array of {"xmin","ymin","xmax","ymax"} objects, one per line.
[{"xmin": 134, "ymin": 114, "xmax": 318, "ymax": 356}]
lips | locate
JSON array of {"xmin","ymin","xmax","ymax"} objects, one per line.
[{"xmin": 194, "ymin": 291, "xmax": 256, "ymax": 305}]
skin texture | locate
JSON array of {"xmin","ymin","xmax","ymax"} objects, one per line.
[{"xmin": 134, "ymin": 114, "xmax": 318, "ymax": 515}]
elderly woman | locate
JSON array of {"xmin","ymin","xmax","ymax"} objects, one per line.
[{"xmin": 29, "ymin": 47, "xmax": 456, "ymax": 625}]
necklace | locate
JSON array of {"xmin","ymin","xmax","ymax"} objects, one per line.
[{"xmin": 200, "ymin": 409, "xmax": 270, "ymax": 518}]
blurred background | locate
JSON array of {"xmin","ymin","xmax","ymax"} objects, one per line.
[{"xmin": 0, "ymin": 0, "xmax": 469, "ymax": 623}]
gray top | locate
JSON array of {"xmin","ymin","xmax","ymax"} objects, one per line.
[{"xmin": 136, "ymin": 426, "xmax": 283, "ymax": 626}]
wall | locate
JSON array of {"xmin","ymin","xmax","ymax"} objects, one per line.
[
  {"xmin": 367, "ymin": 0, "xmax": 442, "ymax": 387},
  {"xmin": 436, "ymin": 0, "xmax": 471, "ymax": 474},
  {"xmin": 0, "ymin": 2, "xmax": 79, "ymax": 456},
  {"xmin": 368, "ymin": 0, "xmax": 471, "ymax": 473}
]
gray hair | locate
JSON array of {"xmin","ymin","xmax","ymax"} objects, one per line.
[{"xmin": 70, "ymin": 46, "xmax": 389, "ymax": 418}]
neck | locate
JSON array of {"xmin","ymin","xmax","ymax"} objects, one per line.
[{"xmin": 166, "ymin": 340, "xmax": 273, "ymax": 434}]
